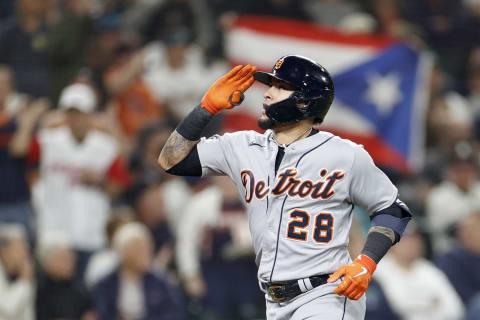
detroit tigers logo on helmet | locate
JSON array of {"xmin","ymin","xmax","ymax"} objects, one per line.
[{"xmin": 274, "ymin": 58, "xmax": 285, "ymax": 70}]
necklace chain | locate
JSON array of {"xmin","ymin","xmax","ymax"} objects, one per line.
[{"xmin": 275, "ymin": 126, "xmax": 313, "ymax": 148}]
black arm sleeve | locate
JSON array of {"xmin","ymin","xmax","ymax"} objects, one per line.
[
  {"xmin": 176, "ymin": 105, "xmax": 214, "ymax": 141},
  {"xmin": 166, "ymin": 145, "xmax": 202, "ymax": 176},
  {"xmin": 361, "ymin": 232, "xmax": 393, "ymax": 264}
]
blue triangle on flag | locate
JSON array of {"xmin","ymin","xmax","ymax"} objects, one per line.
[{"xmin": 333, "ymin": 44, "xmax": 421, "ymax": 158}]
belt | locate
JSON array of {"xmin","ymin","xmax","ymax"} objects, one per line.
[{"xmin": 261, "ymin": 274, "xmax": 330, "ymax": 303}]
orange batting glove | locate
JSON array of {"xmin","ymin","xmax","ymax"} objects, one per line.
[
  {"xmin": 201, "ymin": 64, "xmax": 257, "ymax": 114},
  {"xmin": 327, "ymin": 254, "xmax": 377, "ymax": 300}
]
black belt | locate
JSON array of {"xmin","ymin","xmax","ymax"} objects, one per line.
[{"xmin": 261, "ymin": 274, "xmax": 330, "ymax": 302}]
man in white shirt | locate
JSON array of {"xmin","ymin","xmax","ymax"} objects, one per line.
[
  {"xmin": 32, "ymin": 83, "xmax": 130, "ymax": 282},
  {"xmin": 374, "ymin": 223, "xmax": 464, "ymax": 320},
  {"xmin": 426, "ymin": 156, "xmax": 480, "ymax": 254}
]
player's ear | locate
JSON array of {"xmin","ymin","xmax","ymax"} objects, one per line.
[{"xmin": 298, "ymin": 102, "xmax": 307, "ymax": 109}]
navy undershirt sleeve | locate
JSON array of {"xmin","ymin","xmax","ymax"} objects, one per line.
[{"xmin": 166, "ymin": 145, "xmax": 202, "ymax": 176}]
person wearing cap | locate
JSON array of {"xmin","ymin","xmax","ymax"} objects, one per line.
[{"xmin": 30, "ymin": 83, "xmax": 131, "ymax": 285}]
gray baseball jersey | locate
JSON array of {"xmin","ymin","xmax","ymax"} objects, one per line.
[{"xmin": 197, "ymin": 129, "xmax": 397, "ymax": 283}]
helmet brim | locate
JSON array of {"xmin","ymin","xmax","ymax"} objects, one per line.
[
  {"xmin": 253, "ymin": 71, "xmax": 274, "ymax": 86},
  {"xmin": 254, "ymin": 71, "xmax": 300, "ymax": 90}
]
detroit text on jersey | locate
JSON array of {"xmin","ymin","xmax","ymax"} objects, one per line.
[{"xmin": 240, "ymin": 168, "xmax": 345, "ymax": 203}]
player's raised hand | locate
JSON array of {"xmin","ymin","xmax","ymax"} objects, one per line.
[
  {"xmin": 327, "ymin": 254, "xmax": 377, "ymax": 300},
  {"xmin": 201, "ymin": 64, "xmax": 257, "ymax": 114}
]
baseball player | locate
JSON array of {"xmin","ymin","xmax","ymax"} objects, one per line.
[{"xmin": 158, "ymin": 55, "xmax": 412, "ymax": 319}]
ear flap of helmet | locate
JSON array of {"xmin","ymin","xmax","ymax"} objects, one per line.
[
  {"xmin": 290, "ymin": 91, "xmax": 306, "ymax": 104},
  {"xmin": 290, "ymin": 92, "xmax": 319, "ymax": 119},
  {"xmin": 265, "ymin": 97, "xmax": 304, "ymax": 123}
]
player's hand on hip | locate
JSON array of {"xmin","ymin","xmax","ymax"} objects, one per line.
[
  {"xmin": 201, "ymin": 64, "xmax": 257, "ymax": 114},
  {"xmin": 327, "ymin": 254, "xmax": 377, "ymax": 300}
]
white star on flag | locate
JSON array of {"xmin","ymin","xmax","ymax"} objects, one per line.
[{"xmin": 365, "ymin": 72, "xmax": 403, "ymax": 115}]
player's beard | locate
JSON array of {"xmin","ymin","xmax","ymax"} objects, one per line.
[
  {"xmin": 258, "ymin": 112, "xmax": 276, "ymax": 130},
  {"xmin": 258, "ymin": 117, "xmax": 275, "ymax": 130}
]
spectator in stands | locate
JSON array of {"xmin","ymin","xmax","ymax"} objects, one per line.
[
  {"xmin": 127, "ymin": 182, "xmax": 174, "ymax": 273},
  {"xmin": 436, "ymin": 211, "xmax": 480, "ymax": 306},
  {"xmin": 31, "ymin": 83, "xmax": 130, "ymax": 284},
  {"xmin": 467, "ymin": 47, "xmax": 480, "ymax": 139},
  {"xmin": 0, "ymin": 0, "xmax": 14, "ymax": 25},
  {"xmin": 425, "ymin": 153, "xmax": 480, "ymax": 254},
  {"xmin": 103, "ymin": 42, "xmax": 165, "ymax": 145},
  {"xmin": 142, "ymin": 27, "xmax": 226, "ymax": 136},
  {"xmin": 142, "ymin": 0, "xmax": 198, "ymax": 44},
  {"xmin": 129, "ymin": 121, "xmax": 175, "ymax": 184},
  {"xmin": 401, "ymin": 0, "xmax": 476, "ymax": 83},
  {"xmin": 127, "ymin": 121, "xmax": 195, "ymax": 234},
  {"xmin": 424, "ymin": 91, "xmax": 475, "ymax": 185},
  {"xmin": 46, "ymin": 0, "xmax": 94, "ymax": 104},
  {"xmin": 84, "ymin": 208, "xmax": 134, "ymax": 289},
  {"xmin": 0, "ymin": 65, "xmax": 48, "ymax": 241},
  {"xmin": 159, "ymin": 176, "xmax": 197, "ymax": 236},
  {"xmin": 229, "ymin": 0, "xmax": 310, "ymax": 21},
  {"xmin": 92, "ymin": 222, "xmax": 185, "ymax": 320},
  {"xmin": 0, "ymin": 65, "xmax": 28, "ymax": 115},
  {"xmin": 303, "ymin": 0, "xmax": 376, "ymax": 32},
  {"xmin": 374, "ymin": 222, "xmax": 464, "ymax": 320},
  {"xmin": 0, "ymin": 0, "xmax": 50, "ymax": 98},
  {"xmin": 36, "ymin": 231, "xmax": 95, "ymax": 320},
  {"xmin": 176, "ymin": 176, "xmax": 264, "ymax": 319},
  {"xmin": 465, "ymin": 292, "xmax": 480, "ymax": 320},
  {"xmin": 364, "ymin": 279, "xmax": 401, "ymax": 320},
  {"xmin": 459, "ymin": 0, "xmax": 480, "ymax": 88},
  {"xmin": 83, "ymin": 13, "xmax": 125, "ymax": 107},
  {"xmin": 0, "ymin": 224, "xmax": 35, "ymax": 320}
]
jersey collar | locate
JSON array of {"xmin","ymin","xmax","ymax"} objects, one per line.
[{"xmin": 247, "ymin": 129, "xmax": 334, "ymax": 150}]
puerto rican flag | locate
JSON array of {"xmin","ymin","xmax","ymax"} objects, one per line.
[{"xmin": 223, "ymin": 15, "xmax": 432, "ymax": 173}]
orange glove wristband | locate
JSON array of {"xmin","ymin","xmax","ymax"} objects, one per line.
[
  {"xmin": 201, "ymin": 94, "xmax": 221, "ymax": 115},
  {"xmin": 355, "ymin": 254, "xmax": 377, "ymax": 275}
]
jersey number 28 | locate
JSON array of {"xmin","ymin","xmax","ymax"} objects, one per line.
[{"xmin": 286, "ymin": 209, "xmax": 334, "ymax": 243}]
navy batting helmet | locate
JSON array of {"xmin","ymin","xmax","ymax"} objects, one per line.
[{"xmin": 254, "ymin": 55, "xmax": 334, "ymax": 124}]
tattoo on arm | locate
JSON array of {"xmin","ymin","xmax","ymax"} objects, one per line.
[
  {"xmin": 158, "ymin": 130, "xmax": 199, "ymax": 170},
  {"xmin": 368, "ymin": 226, "xmax": 396, "ymax": 243}
]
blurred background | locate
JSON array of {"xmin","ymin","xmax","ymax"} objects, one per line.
[{"xmin": 0, "ymin": 0, "xmax": 479, "ymax": 319}]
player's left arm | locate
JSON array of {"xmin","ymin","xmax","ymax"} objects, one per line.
[{"xmin": 328, "ymin": 147, "xmax": 412, "ymax": 300}]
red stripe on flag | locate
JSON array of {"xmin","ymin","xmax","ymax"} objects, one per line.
[{"xmin": 231, "ymin": 15, "xmax": 395, "ymax": 49}]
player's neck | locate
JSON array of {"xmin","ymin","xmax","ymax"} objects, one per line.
[{"xmin": 273, "ymin": 119, "xmax": 313, "ymax": 146}]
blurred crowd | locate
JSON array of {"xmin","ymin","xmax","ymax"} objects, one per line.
[{"xmin": 0, "ymin": 0, "xmax": 479, "ymax": 319}]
